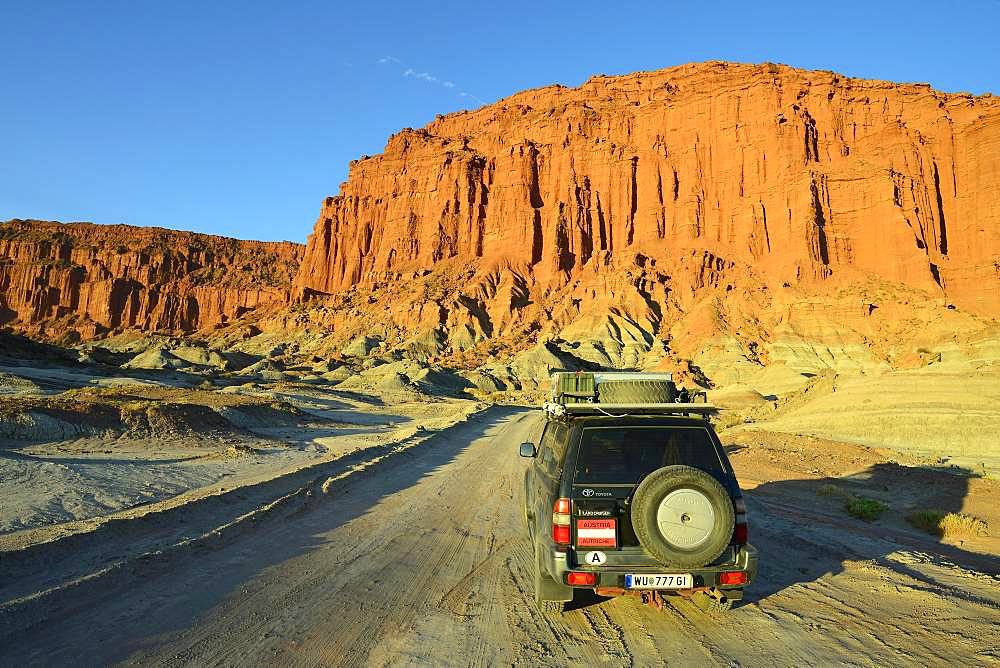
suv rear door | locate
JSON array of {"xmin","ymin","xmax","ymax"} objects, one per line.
[{"xmin": 568, "ymin": 422, "xmax": 737, "ymax": 563}]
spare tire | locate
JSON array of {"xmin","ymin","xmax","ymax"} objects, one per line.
[
  {"xmin": 631, "ymin": 465, "xmax": 735, "ymax": 568},
  {"xmin": 598, "ymin": 379, "xmax": 676, "ymax": 404}
]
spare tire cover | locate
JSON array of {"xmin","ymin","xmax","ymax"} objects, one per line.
[{"xmin": 630, "ymin": 465, "xmax": 735, "ymax": 568}]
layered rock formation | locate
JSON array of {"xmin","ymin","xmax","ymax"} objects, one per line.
[
  {"xmin": 285, "ymin": 61, "xmax": 1000, "ymax": 382},
  {"xmin": 0, "ymin": 220, "xmax": 303, "ymax": 340},
  {"xmin": 3, "ymin": 62, "xmax": 998, "ymax": 383},
  {"xmin": 296, "ymin": 61, "xmax": 1000, "ymax": 320}
]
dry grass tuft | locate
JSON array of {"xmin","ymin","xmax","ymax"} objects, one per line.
[
  {"xmin": 906, "ymin": 510, "xmax": 988, "ymax": 539},
  {"xmin": 816, "ymin": 483, "xmax": 847, "ymax": 498}
]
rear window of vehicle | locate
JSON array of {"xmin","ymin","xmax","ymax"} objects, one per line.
[{"xmin": 574, "ymin": 426, "xmax": 724, "ymax": 485}]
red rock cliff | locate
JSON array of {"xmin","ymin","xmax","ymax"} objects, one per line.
[
  {"xmin": 0, "ymin": 220, "xmax": 303, "ymax": 339},
  {"xmin": 295, "ymin": 62, "xmax": 1000, "ymax": 316}
]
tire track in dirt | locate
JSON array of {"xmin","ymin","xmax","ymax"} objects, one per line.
[{"xmin": 3, "ymin": 408, "xmax": 999, "ymax": 667}]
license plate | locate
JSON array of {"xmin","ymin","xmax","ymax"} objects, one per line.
[
  {"xmin": 576, "ymin": 518, "xmax": 617, "ymax": 547},
  {"xmin": 625, "ymin": 573, "xmax": 693, "ymax": 590}
]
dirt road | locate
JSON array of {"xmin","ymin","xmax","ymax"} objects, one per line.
[{"xmin": 3, "ymin": 408, "xmax": 998, "ymax": 666}]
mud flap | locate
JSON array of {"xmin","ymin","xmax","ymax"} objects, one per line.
[
  {"xmin": 639, "ymin": 590, "xmax": 666, "ymax": 611},
  {"xmin": 535, "ymin": 544, "xmax": 573, "ymax": 603},
  {"xmin": 721, "ymin": 587, "xmax": 744, "ymax": 601}
]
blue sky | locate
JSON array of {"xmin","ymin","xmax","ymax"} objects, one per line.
[{"xmin": 2, "ymin": 1, "xmax": 998, "ymax": 243}]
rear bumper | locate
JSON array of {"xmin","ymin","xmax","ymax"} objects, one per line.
[{"xmin": 544, "ymin": 543, "xmax": 759, "ymax": 592}]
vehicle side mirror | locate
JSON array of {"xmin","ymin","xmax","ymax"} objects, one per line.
[{"xmin": 519, "ymin": 442, "xmax": 537, "ymax": 458}]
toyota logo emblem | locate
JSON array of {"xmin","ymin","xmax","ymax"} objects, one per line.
[{"xmin": 582, "ymin": 488, "xmax": 595, "ymax": 497}]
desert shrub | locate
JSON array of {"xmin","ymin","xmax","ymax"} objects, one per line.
[
  {"xmin": 713, "ymin": 411, "xmax": 745, "ymax": 431},
  {"xmin": 816, "ymin": 484, "xmax": 847, "ymax": 498},
  {"xmin": 845, "ymin": 497, "xmax": 888, "ymax": 521},
  {"xmin": 906, "ymin": 510, "xmax": 988, "ymax": 539}
]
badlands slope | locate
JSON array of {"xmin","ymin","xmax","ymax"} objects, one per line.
[
  {"xmin": 1, "ymin": 63, "xmax": 998, "ymax": 664},
  {"xmin": 1, "ymin": 61, "xmax": 999, "ymax": 523}
]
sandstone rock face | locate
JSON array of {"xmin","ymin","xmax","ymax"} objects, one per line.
[
  {"xmin": 0, "ymin": 220, "xmax": 303, "ymax": 340},
  {"xmin": 296, "ymin": 62, "xmax": 1000, "ymax": 319},
  {"xmin": 4, "ymin": 62, "xmax": 998, "ymax": 384}
]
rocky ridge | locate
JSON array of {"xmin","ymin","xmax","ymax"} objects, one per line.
[
  {"xmin": 298, "ymin": 62, "xmax": 1000, "ymax": 308},
  {"xmin": 0, "ymin": 220, "xmax": 303, "ymax": 341},
  {"xmin": 288, "ymin": 61, "xmax": 999, "ymax": 382},
  {"xmin": 2, "ymin": 62, "xmax": 999, "ymax": 391}
]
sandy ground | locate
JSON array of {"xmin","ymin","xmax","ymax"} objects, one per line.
[
  {"xmin": 0, "ymin": 357, "xmax": 479, "ymax": 537},
  {"xmin": 711, "ymin": 361, "xmax": 1000, "ymax": 478},
  {"xmin": 750, "ymin": 368, "xmax": 1000, "ymax": 473},
  {"xmin": 2, "ymin": 408, "xmax": 997, "ymax": 666}
]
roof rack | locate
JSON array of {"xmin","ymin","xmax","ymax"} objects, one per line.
[{"xmin": 543, "ymin": 401, "xmax": 718, "ymax": 419}]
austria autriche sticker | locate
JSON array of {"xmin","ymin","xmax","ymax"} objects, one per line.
[{"xmin": 576, "ymin": 518, "xmax": 617, "ymax": 547}]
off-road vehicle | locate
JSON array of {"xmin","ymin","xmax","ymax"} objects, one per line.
[{"xmin": 520, "ymin": 372, "xmax": 758, "ymax": 613}]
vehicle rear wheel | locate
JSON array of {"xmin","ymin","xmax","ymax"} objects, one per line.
[
  {"xmin": 533, "ymin": 542, "xmax": 567, "ymax": 614},
  {"xmin": 537, "ymin": 599, "xmax": 567, "ymax": 614},
  {"xmin": 691, "ymin": 590, "xmax": 735, "ymax": 615},
  {"xmin": 631, "ymin": 465, "xmax": 735, "ymax": 568}
]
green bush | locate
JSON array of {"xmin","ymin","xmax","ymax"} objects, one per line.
[{"xmin": 845, "ymin": 497, "xmax": 888, "ymax": 521}]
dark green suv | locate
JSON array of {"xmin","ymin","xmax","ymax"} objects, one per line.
[{"xmin": 520, "ymin": 376, "xmax": 758, "ymax": 614}]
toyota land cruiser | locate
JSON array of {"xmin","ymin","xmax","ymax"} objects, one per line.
[{"xmin": 520, "ymin": 372, "xmax": 758, "ymax": 614}]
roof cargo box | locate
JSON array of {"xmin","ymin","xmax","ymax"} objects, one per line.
[
  {"xmin": 547, "ymin": 371, "xmax": 714, "ymax": 418},
  {"xmin": 551, "ymin": 371, "xmax": 596, "ymax": 403},
  {"xmin": 550, "ymin": 371, "xmax": 676, "ymax": 405}
]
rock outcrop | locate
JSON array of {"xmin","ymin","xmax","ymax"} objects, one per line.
[
  {"xmin": 0, "ymin": 220, "xmax": 303, "ymax": 340},
  {"xmin": 3, "ymin": 62, "xmax": 998, "ymax": 383},
  {"xmin": 296, "ymin": 62, "xmax": 1000, "ymax": 319}
]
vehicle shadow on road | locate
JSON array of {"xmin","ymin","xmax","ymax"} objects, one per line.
[
  {"xmin": 741, "ymin": 462, "xmax": 1000, "ymax": 608},
  {"xmin": 564, "ymin": 589, "xmax": 614, "ymax": 611}
]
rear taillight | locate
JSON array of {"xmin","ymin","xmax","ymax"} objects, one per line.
[
  {"xmin": 733, "ymin": 495, "xmax": 748, "ymax": 545},
  {"xmin": 719, "ymin": 571, "xmax": 748, "ymax": 585},
  {"xmin": 566, "ymin": 571, "xmax": 597, "ymax": 586},
  {"xmin": 552, "ymin": 497, "xmax": 571, "ymax": 545}
]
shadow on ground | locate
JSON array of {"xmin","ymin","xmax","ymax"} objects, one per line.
[
  {"xmin": 743, "ymin": 462, "xmax": 999, "ymax": 607},
  {"xmin": 562, "ymin": 461, "xmax": 997, "ymax": 614},
  {"xmin": 0, "ymin": 407, "xmax": 525, "ymax": 664}
]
